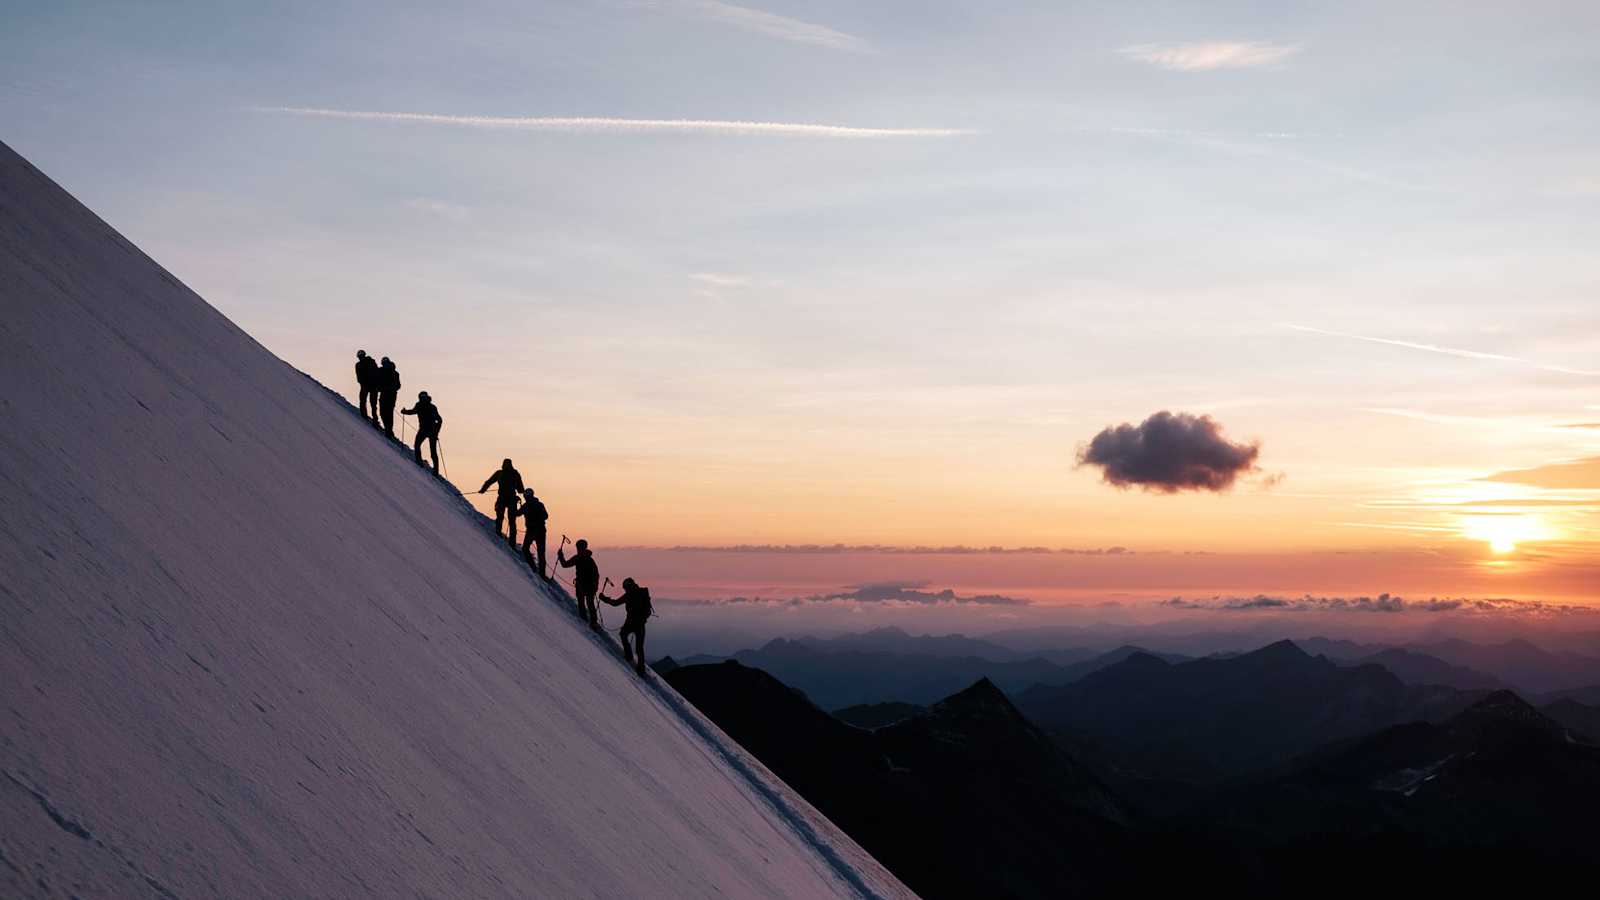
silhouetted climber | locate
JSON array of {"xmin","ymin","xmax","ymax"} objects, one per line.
[
  {"xmin": 557, "ymin": 539, "xmax": 600, "ymax": 628},
  {"xmin": 377, "ymin": 356, "xmax": 401, "ymax": 438},
  {"xmin": 517, "ymin": 487, "xmax": 550, "ymax": 579},
  {"xmin": 354, "ymin": 350, "xmax": 380, "ymax": 424},
  {"xmin": 600, "ymin": 577, "xmax": 653, "ymax": 675},
  {"xmin": 401, "ymin": 390, "xmax": 443, "ymax": 473},
  {"xmin": 478, "ymin": 459, "xmax": 525, "ymax": 546}
]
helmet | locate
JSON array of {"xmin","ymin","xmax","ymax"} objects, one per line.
[
  {"xmin": 503, "ymin": 458, "xmax": 513, "ymax": 468},
  {"xmin": 575, "ymin": 539, "xmax": 588, "ymax": 550},
  {"xmin": 357, "ymin": 349, "xmax": 367, "ymax": 358},
  {"xmin": 523, "ymin": 487, "xmax": 535, "ymax": 497},
  {"xmin": 622, "ymin": 577, "xmax": 637, "ymax": 590},
  {"xmin": 418, "ymin": 391, "xmax": 430, "ymax": 400}
]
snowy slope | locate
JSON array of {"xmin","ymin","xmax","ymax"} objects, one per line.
[{"xmin": 0, "ymin": 141, "xmax": 913, "ymax": 900}]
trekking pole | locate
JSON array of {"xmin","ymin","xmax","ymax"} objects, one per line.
[
  {"xmin": 599, "ymin": 577, "xmax": 613, "ymax": 629},
  {"xmin": 438, "ymin": 439, "xmax": 449, "ymax": 479}
]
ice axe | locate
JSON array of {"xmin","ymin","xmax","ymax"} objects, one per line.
[{"xmin": 554, "ymin": 535, "xmax": 571, "ymax": 584}]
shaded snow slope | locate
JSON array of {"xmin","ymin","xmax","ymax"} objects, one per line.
[{"xmin": 0, "ymin": 141, "xmax": 912, "ymax": 900}]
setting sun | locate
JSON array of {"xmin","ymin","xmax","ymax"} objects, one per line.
[{"xmin": 1462, "ymin": 515, "xmax": 1550, "ymax": 554}]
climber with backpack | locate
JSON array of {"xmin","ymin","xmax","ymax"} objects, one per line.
[
  {"xmin": 600, "ymin": 577, "xmax": 653, "ymax": 675},
  {"xmin": 556, "ymin": 538, "xmax": 600, "ymax": 628}
]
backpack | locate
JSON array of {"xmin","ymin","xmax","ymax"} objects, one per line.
[{"xmin": 635, "ymin": 587, "xmax": 654, "ymax": 620}]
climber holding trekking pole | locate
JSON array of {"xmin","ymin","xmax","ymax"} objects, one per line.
[
  {"xmin": 556, "ymin": 538, "xmax": 601, "ymax": 629},
  {"xmin": 599, "ymin": 576, "xmax": 653, "ymax": 676}
]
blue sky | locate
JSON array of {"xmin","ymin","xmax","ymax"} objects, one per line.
[{"xmin": 4, "ymin": 1, "xmax": 1597, "ymax": 600}]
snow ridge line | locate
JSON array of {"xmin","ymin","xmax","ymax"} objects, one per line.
[
  {"xmin": 641, "ymin": 677, "xmax": 893, "ymax": 900},
  {"xmin": 303, "ymin": 376, "xmax": 895, "ymax": 899}
]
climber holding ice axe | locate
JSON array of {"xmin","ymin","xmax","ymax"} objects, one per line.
[
  {"xmin": 556, "ymin": 536, "xmax": 601, "ymax": 629},
  {"xmin": 600, "ymin": 577, "xmax": 653, "ymax": 676}
]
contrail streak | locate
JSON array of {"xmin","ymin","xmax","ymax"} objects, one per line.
[
  {"xmin": 1283, "ymin": 323, "xmax": 1600, "ymax": 377},
  {"xmin": 252, "ymin": 106, "xmax": 974, "ymax": 138}
]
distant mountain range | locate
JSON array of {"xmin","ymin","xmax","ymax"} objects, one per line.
[
  {"xmin": 1338, "ymin": 647, "xmax": 1504, "ymax": 690},
  {"xmin": 668, "ymin": 646, "xmax": 1600, "ymax": 895},
  {"xmin": 680, "ymin": 627, "xmax": 1600, "ymax": 710},
  {"xmin": 790, "ymin": 625, "xmax": 1068, "ymax": 662},
  {"xmin": 981, "ymin": 626, "xmax": 1600, "ymax": 692},
  {"xmin": 676, "ymin": 640, "xmax": 1075, "ymax": 707},
  {"xmin": 679, "ymin": 633, "xmax": 1187, "ymax": 708},
  {"xmin": 1015, "ymin": 640, "xmax": 1482, "ymax": 782},
  {"xmin": 1407, "ymin": 638, "xmax": 1600, "ymax": 694},
  {"xmin": 664, "ymin": 661, "xmax": 1131, "ymax": 898},
  {"xmin": 1297, "ymin": 636, "xmax": 1600, "ymax": 693}
]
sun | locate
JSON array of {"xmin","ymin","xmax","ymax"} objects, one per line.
[{"xmin": 1461, "ymin": 515, "xmax": 1546, "ymax": 555}]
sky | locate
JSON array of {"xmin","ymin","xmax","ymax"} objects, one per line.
[{"xmin": 4, "ymin": 0, "xmax": 1597, "ymax": 611}]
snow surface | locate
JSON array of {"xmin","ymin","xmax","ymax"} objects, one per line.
[{"xmin": 0, "ymin": 141, "xmax": 914, "ymax": 900}]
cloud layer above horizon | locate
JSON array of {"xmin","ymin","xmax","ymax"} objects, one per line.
[
  {"xmin": 1162, "ymin": 593, "xmax": 1600, "ymax": 616},
  {"xmin": 676, "ymin": 580, "xmax": 1031, "ymax": 606}
]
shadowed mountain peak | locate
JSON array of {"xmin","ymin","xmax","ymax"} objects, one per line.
[
  {"xmin": 1447, "ymin": 689, "xmax": 1567, "ymax": 742},
  {"xmin": 1240, "ymin": 638, "xmax": 1313, "ymax": 663},
  {"xmin": 665, "ymin": 663, "xmax": 1133, "ymax": 898}
]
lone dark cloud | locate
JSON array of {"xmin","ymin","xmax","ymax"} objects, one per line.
[{"xmin": 1079, "ymin": 411, "xmax": 1260, "ymax": 493}]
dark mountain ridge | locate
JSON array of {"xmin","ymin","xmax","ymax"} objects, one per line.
[
  {"xmin": 1213, "ymin": 691, "xmax": 1600, "ymax": 855},
  {"xmin": 1017, "ymin": 640, "xmax": 1478, "ymax": 782}
]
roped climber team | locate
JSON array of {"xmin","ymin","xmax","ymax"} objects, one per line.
[{"xmin": 354, "ymin": 350, "xmax": 653, "ymax": 676}]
